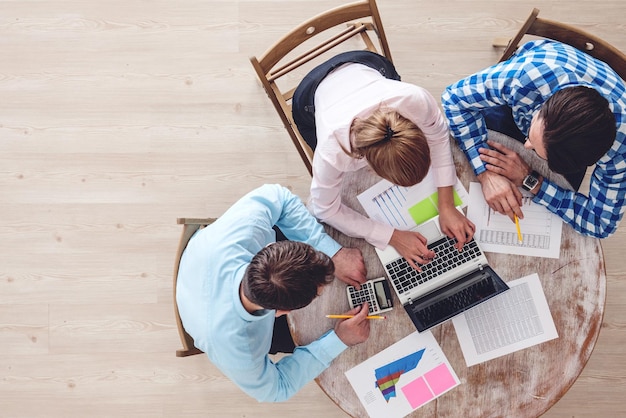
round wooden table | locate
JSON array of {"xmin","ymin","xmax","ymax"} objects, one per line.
[{"xmin": 289, "ymin": 133, "xmax": 606, "ymax": 418}]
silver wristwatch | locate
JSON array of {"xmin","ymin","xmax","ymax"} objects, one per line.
[{"xmin": 522, "ymin": 170, "xmax": 540, "ymax": 191}]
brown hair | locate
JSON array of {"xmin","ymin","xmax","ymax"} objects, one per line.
[
  {"xmin": 539, "ymin": 86, "xmax": 616, "ymax": 174},
  {"xmin": 242, "ymin": 241, "xmax": 334, "ymax": 311},
  {"xmin": 346, "ymin": 108, "xmax": 431, "ymax": 187}
]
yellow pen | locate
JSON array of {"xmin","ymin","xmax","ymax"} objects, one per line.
[
  {"xmin": 514, "ymin": 214, "xmax": 523, "ymax": 243},
  {"xmin": 325, "ymin": 314, "xmax": 387, "ymax": 320}
]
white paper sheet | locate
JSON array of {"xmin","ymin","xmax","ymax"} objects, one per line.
[
  {"xmin": 356, "ymin": 170, "xmax": 469, "ymax": 230},
  {"xmin": 452, "ymin": 273, "xmax": 558, "ymax": 367},
  {"xmin": 466, "ymin": 182, "xmax": 563, "ymax": 258},
  {"xmin": 345, "ymin": 331, "xmax": 460, "ymax": 418}
]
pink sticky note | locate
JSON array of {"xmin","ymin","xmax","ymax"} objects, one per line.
[
  {"xmin": 424, "ymin": 363, "xmax": 457, "ymax": 396},
  {"xmin": 400, "ymin": 377, "xmax": 433, "ymax": 409}
]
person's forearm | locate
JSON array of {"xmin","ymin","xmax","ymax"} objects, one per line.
[{"xmin": 437, "ymin": 186, "xmax": 456, "ymax": 210}]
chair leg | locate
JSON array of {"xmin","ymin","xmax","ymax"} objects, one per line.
[{"xmin": 492, "ymin": 37, "xmax": 512, "ymax": 48}]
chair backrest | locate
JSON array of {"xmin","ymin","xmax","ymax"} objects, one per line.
[
  {"xmin": 172, "ymin": 217, "xmax": 216, "ymax": 357},
  {"xmin": 499, "ymin": 8, "xmax": 626, "ymax": 80},
  {"xmin": 249, "ymin": 0, "xmax": 392, "ymax": 176}
]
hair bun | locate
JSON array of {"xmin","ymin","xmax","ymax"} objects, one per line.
[{"xmin": 384, "ymin": 126, "xmax": 395, "ymax": 141}]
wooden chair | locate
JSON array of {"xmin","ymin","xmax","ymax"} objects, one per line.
[
  {"xmin": 249, "ymin": 0, "xmax": 393, "ymax": 176},
  {"xmin": 494, "ymin": 8, "xmax": 626, "ymax": 79},
  {"xmin": 172, "ymin": 217, "xmax": 216, "ymax": 357}
]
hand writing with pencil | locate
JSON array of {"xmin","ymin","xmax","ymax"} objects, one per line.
[{"xmin": 333, "ymin": 302, "xmax": 371, "ymax": 346}]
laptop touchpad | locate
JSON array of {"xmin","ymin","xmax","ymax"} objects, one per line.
[{"xmin": 417, "ymin": 220, "xmax": 441, "ymax": 243}]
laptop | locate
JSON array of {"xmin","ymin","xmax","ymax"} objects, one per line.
[{"xmin": 376, "ymin": 216, "xmax": 509, "ymax": 332}]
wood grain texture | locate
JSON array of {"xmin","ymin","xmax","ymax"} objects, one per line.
[{"xmin": 0, "ymin": 0, "xmax": 625, "ymax": 417}]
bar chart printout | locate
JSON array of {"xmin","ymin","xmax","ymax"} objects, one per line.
[
  {"xmin": 345, "ymin": 331, "xmax": 460, "ymax": 418},
  {"xmin": 466, "ymin": 182, "xmax": 562, "ymax": 258},
  {"xmin": 357, "ymin": 170, "xmax": 469, "ymax": 230}
]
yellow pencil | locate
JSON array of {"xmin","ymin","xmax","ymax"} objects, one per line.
[
  {"xmin": 325, "ymin": 314, "xmax": 387, "ymax": 320},
  {"xmin": 514, "ymin": 214, "xmax": 523, "ymax": 243}
]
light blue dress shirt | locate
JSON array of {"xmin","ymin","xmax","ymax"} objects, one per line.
[{"xmin": 176, "ymin": 184, "xmax": 347, "ymax": 402}]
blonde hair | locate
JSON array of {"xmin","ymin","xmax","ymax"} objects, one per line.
[{"xmin": 346, "ymin": 108, "xmax": 430, "ymax": 186}]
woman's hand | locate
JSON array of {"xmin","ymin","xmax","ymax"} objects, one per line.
[
  {"xmin": 436, "ymin": 186, "xmax": 475, "ymax": 250},
  {"xmin": 389, "ymin": 229, "xmax": 435, "ymax": 271},
  {"xmin": 438, "ymin": 205, "xmax": 475, "ymax": 250}
]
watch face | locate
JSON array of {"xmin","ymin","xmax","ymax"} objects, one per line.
[{"xmin": 523, "ymin": 173, "xmax": 539, "ymax": 190}]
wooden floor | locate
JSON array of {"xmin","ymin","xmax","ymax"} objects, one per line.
[{"xmin": 1, "ymin": 1, "xmax": 624, "ymax": 416}]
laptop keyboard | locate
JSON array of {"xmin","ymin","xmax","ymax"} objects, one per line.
[
  {"xmin": 385, "ymin": 236, "xmax": 483, "ymax": 295},
  {"xmin": 412, "ymin": 275, "xmax": 497, "ymax": 330}
]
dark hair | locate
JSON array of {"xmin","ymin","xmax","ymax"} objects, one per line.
[
  {"xmin": 539, "ymin": 86, "xmax": 616, "ymax": 174},
  {"xmin": 346, "ymin": 108, "xmax": 431, "ymax": 187},
  {"xmin": 242, "ymin": 241, "xmax": 335, "ymax": 311}
]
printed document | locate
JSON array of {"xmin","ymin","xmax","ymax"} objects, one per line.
[
  {"xmin": 345, "ymin": 330, "xmax": 459, "ymax": 418},
  {"xmin": 466, "ymin": 182, "xmax": 563, "ymax": 258},
  {"xmin": 452, "ymin": 273, "xmax": 558, "ymax": 367},
  {"xmin": 357, "ymin": 170, "xmax": 469, "ymax": 230}
]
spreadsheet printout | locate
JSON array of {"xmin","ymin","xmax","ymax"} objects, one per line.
[{"xmin": 466, "ymin": 182, "xmax": 563, "ymax": 258}]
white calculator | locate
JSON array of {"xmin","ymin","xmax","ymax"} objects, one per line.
[{"xmin": 347, "ymin": 277, "xmax": 394, "ymax": 315}]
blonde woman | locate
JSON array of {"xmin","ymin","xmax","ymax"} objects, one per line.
[{"xmin": 292, "ymin": 51, "xmax": 475, "ymax": 271}]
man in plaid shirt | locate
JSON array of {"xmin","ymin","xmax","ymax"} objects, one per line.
[{"xmin": 442, "ymin": 39, "xmax": 626, "ymax": 238}]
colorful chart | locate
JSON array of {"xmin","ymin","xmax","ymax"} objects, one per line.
[
  {"xmin": 374, "ymin": 349, "xmax": 425, "ymax": 402},
  {"xmin": 345, "ymin": 331, "xmax": 460, "ymax": 418}
]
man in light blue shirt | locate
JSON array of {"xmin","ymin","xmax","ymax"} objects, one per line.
[
  {"xmin": 176, "ymin": 184, "xmax": 370, "ymax": 402},
  {"xmin": 442, "ymin": 40, "xmax": 626, "ymax": 238}
]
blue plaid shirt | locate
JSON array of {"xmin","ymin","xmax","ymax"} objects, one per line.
[{"xmin": 442, "ymin": 40, "xmax": 626, "ymax": 238}]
